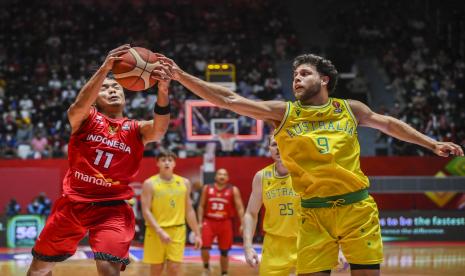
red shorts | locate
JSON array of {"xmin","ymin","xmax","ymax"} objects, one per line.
[
  {"xmin": 201, "ymin": 218, "xmax": 233, "ymax": 250},
  {"xmin": 32, "ymin": 196, "xmax": 135, "ymax": 268}
]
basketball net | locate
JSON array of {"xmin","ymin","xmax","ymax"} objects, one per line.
[{"xmin": 218, "ymin": 133, "xmax": 236, "ymax": 152}]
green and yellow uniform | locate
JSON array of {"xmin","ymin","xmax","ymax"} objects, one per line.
[
  {"xmin": 274, "ymin": 98, "xmax": 383, "ymax": 274},
  {"xmin": 260, "ymin": 163, "xmax": 299, "ymax": 276},
  {"xmin": 143, "ymin": 174, "xmax": 187, "ymax": 264}
]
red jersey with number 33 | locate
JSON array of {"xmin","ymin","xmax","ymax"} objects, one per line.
[
  {"xmin": 204, "ymin": 184, "xmax": 235, "ymax": 220},
  {"xmin": 63, "ymin": 107, "xmax": 144, "ymax": 202}
]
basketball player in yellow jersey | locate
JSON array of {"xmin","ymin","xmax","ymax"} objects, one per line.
[
  {"xmin": 141, "ymin": 150, "xmax": 202, "ymax": 276},
  {"xmin": 157, "ymin": 53, "xmax": 463, "ymax": 276},
  {"xmin": 243, "ymin": 135, "xmax": 299, "ymax": 276}
]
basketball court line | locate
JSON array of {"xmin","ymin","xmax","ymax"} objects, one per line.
[{"xmin": 0, "ymin": 244, "xmax": 262, "ymax": 263}]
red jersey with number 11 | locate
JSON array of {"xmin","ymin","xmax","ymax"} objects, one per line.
[
  {"xmin": 204, "ymin": 184, "xmax": 235, "ymax": 220},
  {"xmin": 63, "ymin": 108, "xmax": 144, "ymax": 202}
]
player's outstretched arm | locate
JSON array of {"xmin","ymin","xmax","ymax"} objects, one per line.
[
  {"xmin": 138, "ymin": 79, "xmax": 171, "ymax": 144},
  {"xmin": 67, "ymin": 44, "xmax": 130, "ymax": 133},
  {"xmin": 157, "ymin": 55, "xmax": 286, "ymax": 125},
  {"xmin": 184, "ymin": 178, "xmax": 202, "ymax": 249},
  {"xmin": 349, "ymin": 100, "xmax": 464, "ymax": 157},
  {"xmin": 243, "ymin": 172, "xmax": 263, "ymax": 268}
]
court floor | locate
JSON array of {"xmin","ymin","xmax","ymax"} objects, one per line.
[{"xmin": 1, "ymin": 242, "xmax": 465, "ymax": 275}]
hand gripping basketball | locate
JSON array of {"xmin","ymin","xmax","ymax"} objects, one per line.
[
  {"xmin": 102, "ymin": 44, "xmax": 131, "ymax": 71},
  {"xmin": 112, "ymin": 47, "xmax": 172, "ymax": 91}
]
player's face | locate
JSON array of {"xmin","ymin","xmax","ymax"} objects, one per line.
[
  {"xmin": 215, "ymin": 169, "xmax": 229, "ymax": 185},
  {"xmin": 268, "ymin": 136, "xmax": 281, "ymax": 162},
  {"xmin": 157, "ymin": 157, "xmax": 176, "ymax": 172},
  {"xmin": 96, "ymin": 78, "xmax": 126, "ymax": 108},
  {"xmin": 293, "ymin": 64, "xmax": 324, "ymax": 102}
]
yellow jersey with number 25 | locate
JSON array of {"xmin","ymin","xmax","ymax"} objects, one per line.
[
  {"xmin": 274, "ymin": 98, "xmax": 369, "ymax": 199},
  {"xmin": 261, "ymin": 163, "xmax": 299, "ymax": 238}
]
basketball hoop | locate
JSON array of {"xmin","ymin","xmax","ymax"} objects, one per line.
[{"xmin": 218, "ymin": 133, "xmax": 236, "ymax": 152}]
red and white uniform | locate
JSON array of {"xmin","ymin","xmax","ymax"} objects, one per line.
[
  {"xmin": 32, "ymin": 108, "xmax": 143, "ymax": 267},
  {"xmin": 64, "ymin": 107, "xmax": 144, "ymax": 202},
  {"xmin": 204, "ymin": 184, "xmax": 235, "ymax": 220},
  {"xmin": 202, "ymin": 184, "xmax": 236, "ymax": 250}
]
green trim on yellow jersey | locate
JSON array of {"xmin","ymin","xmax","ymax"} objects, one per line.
[
  {"xmin": 342, "ymin": 99, "xmax": 358, "ymax": 127},
  {"xmin": 274, "ymin": 101, "xmax": 291, "ymax": 136},
  {"xmin": 296, "ymin": 98, "xmax": 332, "ymax": 109},
  {"xmin": 272, "ymin": 163, "xmax": 289, "ymax": 179}
]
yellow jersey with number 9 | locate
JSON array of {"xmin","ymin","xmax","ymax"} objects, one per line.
[
  {"xmin": 261, "ymin": 163, "xmax": 299, "ymax": 237},
  {"xmin": 274, "ymin": 98, "xmax": 369, "ymax": 199},
  {"xmin": 147, "ymin": 174, "xmax": 186, "ymax": 227}
]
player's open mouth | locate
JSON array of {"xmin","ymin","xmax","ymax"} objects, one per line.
[{"xmin": 109, "ymin": 96, "xmax": 119, "ymax": 101}]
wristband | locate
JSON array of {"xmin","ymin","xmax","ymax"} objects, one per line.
[{"xmin": 154, "ymin": 103, "xmax": 170, "ymax": 115}]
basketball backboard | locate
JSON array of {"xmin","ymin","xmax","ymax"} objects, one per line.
[{"xmin": 185, "ymin": 100, "xmax": 264, "ymax": 142}]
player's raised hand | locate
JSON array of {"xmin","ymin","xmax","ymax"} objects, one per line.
[
  {"xmin": 102, "ymin": 44, "xmax": 131, "ymax": 71},
  {"xmin": 151, "ymin": 59, "xmax": 173, "ymax": 83},
  {"xmin": 152, "ymin": 53, "xmax": 181, "ymax": 81},
  {"xmin": 432, "ymin": 141, "xmax": 464, "ymax": 157},
  {"xmin": 244, "ymin": 246, "xmax": 259, "ymax": 268},
  {"xmin": 157, "ymin": 229, "xmax": 172, "ymax": 244}
]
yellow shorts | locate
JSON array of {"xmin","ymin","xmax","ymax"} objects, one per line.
[
  {"xmin": 143, "ymin": 225, "xmax": 186, "ymax": 264},
  {"xmin": 260, "ymin": 233, "xmax": 297, "ymax": 276},
  {"xmin": 297, "ymin": 196, "xmax": 383, "ymax": 274}
]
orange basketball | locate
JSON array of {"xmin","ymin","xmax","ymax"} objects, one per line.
[{"xmin": 112, "ymin": 47, "xmax": 159, "ymax": 91}]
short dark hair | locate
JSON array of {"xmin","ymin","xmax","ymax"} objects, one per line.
[
  {"xmin": 293, "ymin": 54, "xmax": 339, "ymax": 93},
  {"xmin": 156, "ymin": 149, "xmax": 177, "ymax": 160}
]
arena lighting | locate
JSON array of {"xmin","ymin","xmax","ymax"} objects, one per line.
[{"xmin": 207, "ymin": 63, "xmax": 230, "ymax": 70}]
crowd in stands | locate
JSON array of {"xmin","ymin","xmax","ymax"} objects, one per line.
[
  {"xmin": 5, "ymin": 193, "xmax": 51, "ymax": 217},
  {"xmin": 322, "ymin": 0, "xmax": 465, "ymax": 155},
  {"xmin": 0, "ymin": 0, "xmax": 299, "ymax": 159},
  {"xmin": 3, "ymin": 0, "xmax": 463, "ymax": 158}
]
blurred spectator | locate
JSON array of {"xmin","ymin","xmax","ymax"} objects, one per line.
[
  {"xmin": 5, "ymin": 198, "xmax": 21, "ymax": 217},
  {"xmin": 346, "ymin": 74, "xmax": 369, "ymax": 95},
  {"xmin": 31, "ymin": 132, "xmax": 51, "ymax": 159},
  {"xmin": 27, "ymin": 198, "xmax": 44, "ymax": 215},
  {"xmin": 37, "ymin": 192, "xmax": 52, "ymax": 216},
  {"xmin": 16, "ymin": 119, "xmax": 33, "ymax": 145}
]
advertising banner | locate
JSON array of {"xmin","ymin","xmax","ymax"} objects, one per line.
[
  {"xmin": 6, "ymin": 215, "xmax": 45, "ymax": 248},
  {"xmin": 380, "ymin": 211, "xmax": 465, "ymax": 241}
]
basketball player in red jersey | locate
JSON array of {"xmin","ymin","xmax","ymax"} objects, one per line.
[
  {"xmin": 198, "ymin": 168, "xmax": 245, "ymax": 276},
  {"xmin": 27, "ymin": 44, "xmax": 172, "ymax": 276}
]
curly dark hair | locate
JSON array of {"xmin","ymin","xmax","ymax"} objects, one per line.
[{"xmin": 292, "ymin": 54, "xmax": 339, "ymax": 94}]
